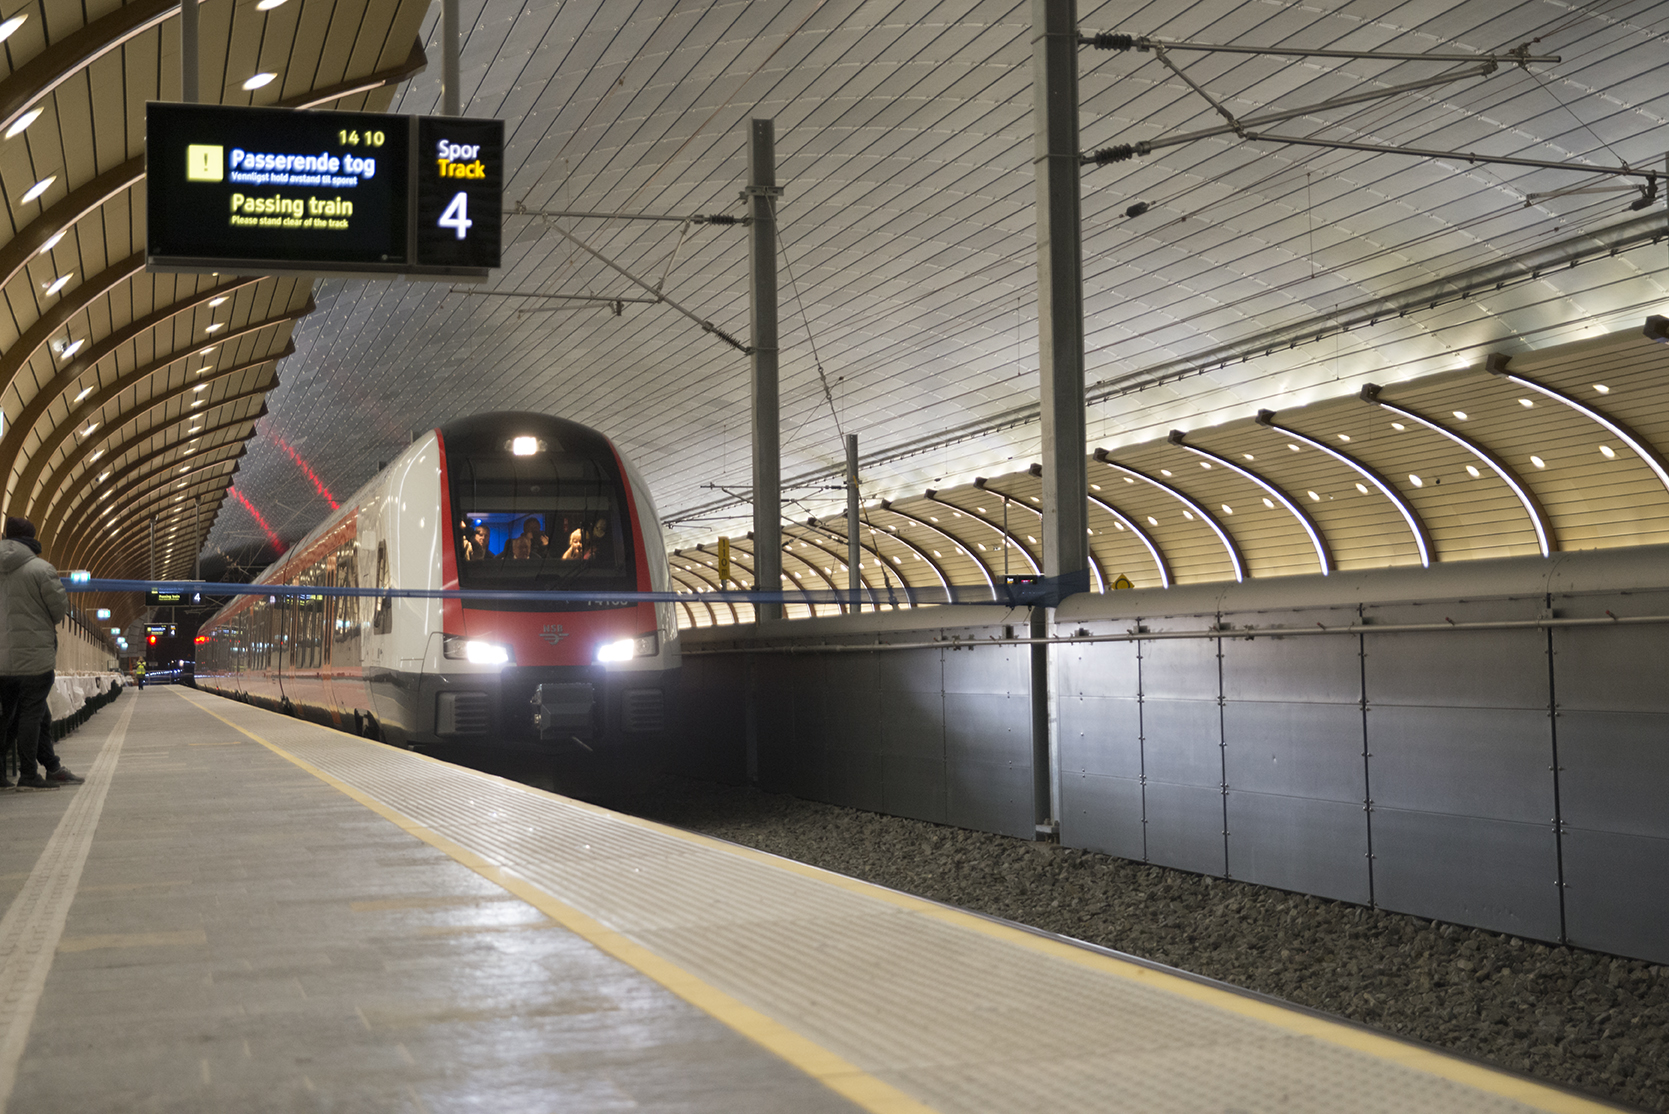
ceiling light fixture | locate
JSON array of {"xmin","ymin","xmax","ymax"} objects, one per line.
[
  {"xmin": 1530, "ymin": 455, "xmax": 1547, "ymax": 468},
  {"xmin": 1337, "ymin": 433, "xmax": 1351, "ymax": 442},
  {"xmin": 38, "ymin": 230, "xmax": 65, "ymax": 255},
  {"xmin": 1220, "ymin": 504, "xmax": 1233, "ymax": 514},
  {"xmin": 73, "ymin": 385, "xmax": 94, "ymax": 402},
  {"xmin": 1466, "ymin": 465, "xmax": 1481, "ymax": 478},
  {"xmin": 1307, "ymin": 491, "xmax": 1320, "ymax": 501},
  {"xmin": 242, "ymin": 72, "xmax": 277, "ymax": 91},
  {"xmin": 56, "ymin": 338, "xmax": 82, "ymax": 359},
  {"xmin": 1391, "ymin": 422, "xmax": 1406, "ymax": 430},
  {"xmin": 203, "ymin": 323, "xmax": 225, "ymax": 332},
  {"xmin": 1453, "ymin": 410, "xmax": 1469, "ymax": 420},
  {"xmin": 1593, "ymin": 384, "xmax": 1610, "ymax": 394},
  {"xmin": 0, "ymin": 15, "xmax": 27, "ymax": 45},
  {"xmin": 1599, "ymin": 445, "xmax": 1616, "ymax": 459},
  {"xmin": 20, "ymin": 176, "xmax": 55, "ymax": 203},
  {"xmin": 1519, "ymin": 398, "xmax": 1534, "ymax": 407},
  {"xmin": 1409, "ymin": 474, "xmax": 1424, "ymax": 487},
  {"xmin": 43, "ymin": 273, "xmax": 73, "ymax": 295},
  {"xmin": 4, "ymin": 106, "xmax": 40, "ymax": 139},
  {"xmin": 209, "ymin": 296, "xmax": 228, "ymax": 307}
]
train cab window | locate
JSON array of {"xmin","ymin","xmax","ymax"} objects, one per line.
[{"xmin": 450, "ymin": 448, "xmax": 635, "ymax": 609}]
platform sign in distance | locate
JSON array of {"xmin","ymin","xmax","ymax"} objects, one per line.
[
  {"xmin": 146, "ymin": 103, "xmax": 502, "ymax": 279},
  {"xmin": 717, "ymin": 536, "xmax": 731, "ymax": 585}
]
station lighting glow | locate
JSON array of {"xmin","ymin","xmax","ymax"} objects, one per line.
[
  {"xmin": 38, "ymin": 230, "xmax": 64, "ymax": 254},
  {"xmin": 5, "ymin": 106, "xmax": 40, "ymax": 139},
  {"xmin": 242, "ymin": 72, "xmax": 278, "ymax": 91},
  {"xmin": 20, "ymin": 176, "xmax": 55, "ymax": 203},
  {"xmin": 203, "ymin": 323, "xmax": 225, "ymax": 332},
  {"xmin": 43, "ymin": 273, "xmax": 73, "ymax": 295},
  {"xmin": 511, "ymin": 436, "xmax": 538, "ymax": 456},
  {"xmin": 73, "ymin": 385, "xmax": 94, "ymax": 402},
  {"xmin": 0, "ymin": 14, "xmax": 26, "ymax": 43},
  {"xmin": 209, "ymin": 296, "xmax": 228, "ymax": 307},
  {"xmin": 58, "ymin": 339, "xmax": 83, "ymax": 358}
]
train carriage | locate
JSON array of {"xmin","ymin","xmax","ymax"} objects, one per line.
[{"xmin": 196, "ymin": 412, "xmax": 679, "ymax": 761}]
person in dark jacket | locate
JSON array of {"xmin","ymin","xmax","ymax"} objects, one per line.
[{"xmin": 0, "ymin": 517, "xmax": 70, "ymax": 789}]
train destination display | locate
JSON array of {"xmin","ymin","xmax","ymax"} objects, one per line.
[{"xmin": 146, "ymin": 103, "xmax": 502, "ymax": 278}]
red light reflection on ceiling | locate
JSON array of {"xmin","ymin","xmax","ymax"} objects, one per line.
[
  {"xmin": 229, "ymin": 486, "xmax": 281, "ymax": 547},
  {"xmin": 270, "ymin": 434, "xmax": 339, "ymax": 510}
]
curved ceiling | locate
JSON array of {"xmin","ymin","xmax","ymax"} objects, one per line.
[{"xmin": 2, "ymin": 0, "xmax": 1666, "ymax": 634}]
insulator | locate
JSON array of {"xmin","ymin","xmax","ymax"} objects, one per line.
[
  {"xmin": 1125, "ymin": 201, "xmax": 1151, "ymax": 218},
  {"xmin": 702, "ymin": 213, "xmax": 743, "ymax": 225},
  {"xmin": 1089, "ymin": 144, "xmax": 1137, "ymax": 165},
  {"xmin": 1086, "ymin": 32, "xmax": 1135, "ymax": 50}
]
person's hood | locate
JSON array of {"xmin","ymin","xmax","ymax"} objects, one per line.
[{"xmin": 0, "ymin": 537, "xmax": 40, "ymax": 573}]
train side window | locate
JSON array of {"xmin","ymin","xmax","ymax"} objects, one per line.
[{"xmin": 373, "ymin": 540, "xmax": 393, "ymax": 635}]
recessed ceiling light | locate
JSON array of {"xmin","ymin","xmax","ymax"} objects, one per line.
[
  {"xmin": 1220, "ymin": 504, "xmax": 1233, "ymax": 514},
  {"xmin": 1466, "ymin": 465, "xmax": 1481, "ymax": 478},
  {"xmin": 1599, "ymin": 445, "xmax": 1616, "ymax": 459},
  {"xmin": 81, "ymin": 422, "xmax": 97, "ymax": 436},
  {"xmin": 1530, "ymin": 455, "xmax": 1546, "ymax": 468},
  {"xmin": 37, "ymin": 230, "xmax": 65, "ymax": 255},
  {"xmin": 1159, "ymin": 469, "xmax": 1172, "ymax": 477},
  {"xmin": 209, "ymin": 296, "xmax": 228, "ymax": 307},
  {"xmin": 1183, "ymin": 511, "xmax": 1194, "ymax": 521},
  {"xmin": 58, "ymin": 338, "xmax": 83, "ymax": 359},
  {"xmin": 1355, "ymin": 482, "xmax": 1369, "ymax": 494},
  {"xmin": 1114, "ymin": 522, "xmax": 1125, "ymax": 530},
  {"xmin": 0, "ymin": 15, "xmax": 28, "ymax": 45},
  {"xmin": 1307, "ymin": 491, "xmax": 1320, "ymax": 501},
  {"xmin": 203, "ymin": 323, "xmax": 225, "ymax": 332},
  {"xmin": 1518, "ymin": 398, "xmax": 1534, "ymax": 407},
  {"xmin": 20, "ymin": 176, "xmax": 55, "ymax": 203},
  {"xmin": 1089, "ymin": 483, "xmax": 1100, "ymax": 491},
  {"xmin": 1390, "ymin": 422, "xmax": 1405, "ymax": 430},
  {"xmin": 1242, "ymin": 453, "xmax": 1254, "ymax": 461},
  {"xmin": 90, "ymin": 450, "xmax": 103, "ymax": 461},
  {"xmin": 1593, "ymin": 384, "xmax": 1610, "ymax": 394},
  {"xmin": 193, "ymin": 384, "xmax": 207, "ymax": 392},
  {"xmin": 43, "ymin": 273, "xmax": 73, "ymax": 295},
  {"xmin": 1199, "ymin": 461, "xmax": 1212, "ymax": 469},
  {"xmin": 1337, "ymin": 433, "xmax": 1351, "ymax": 442},
  {"xmin": 1261, "ymin": 497, "xmax": 1274, "ymax": 508},
  {"xmin": 1453, "ymin": 410, "xmax": 1469, "ymax": 420},
  {"xmin": 1287, "ymin": 443, "xmax": 1300, "ymax": 452},
  {"xmin": 242, "ymin": 72, "xmax": 277, "ymax": 91},
  {"xmin": 199, "ymin": 346, "xmax": 217, "ymax": 355},
  {"xmin": 1409, "ymin": 474, "xmax": 1423, "ymax": 487},
  {"xmin": 73, "ymin": 385, "xmax": 93, "ymax": 402},
  {"xmin": 1146, "ymin": 515, "xmax": 1158, "ymax": 526}
]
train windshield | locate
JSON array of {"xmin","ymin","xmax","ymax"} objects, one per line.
[{"xmin": 449, "ymin": 448, "xmax": 636, "ymax": 605}]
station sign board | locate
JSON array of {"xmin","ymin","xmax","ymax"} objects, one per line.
[
  {"xmin": 144, "ymin": 624, "xmax": 177, "ymax": 636},
  {"xmin": 145, "ymin": 588, "xmax": 187, "ymax": 605},
  {"xmin": 146, "ymin": 103, "xmax": 502, "ymax": 279}
]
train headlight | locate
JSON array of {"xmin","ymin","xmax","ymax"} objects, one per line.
[
  {"xmin": 443, "ymin": 635, "xmax": 512, "ymax": 665},
  {"xmin": 597, "ymin": 632, "xmax": 658, "ymax": 663}
]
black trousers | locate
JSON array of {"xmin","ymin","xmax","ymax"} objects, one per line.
[{"xmin": 0, "ymin": 672, "xmax": 55, "ymax": 779}]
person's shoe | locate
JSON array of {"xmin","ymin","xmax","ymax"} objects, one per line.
[
  {"xmin": 46, "ymin": 767, "xmax": 84, "ymax": 784},
  {"xmin": 15, "ymin": 775, "xmax": 59, "ymax": 790}
]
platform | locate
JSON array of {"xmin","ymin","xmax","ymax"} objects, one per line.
[{"xmin": 0, "ymin": 687, "xmax": 1631, "ymax": 1113}]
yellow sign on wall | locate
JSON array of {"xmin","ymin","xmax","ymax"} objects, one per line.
[
  {"xmin": 717, "ymin": 536, "xmax": 731, "ymax": 585},
  {"xmin": 1113, "ymin": 574, "xmax": 1134, "ymax": 590}
]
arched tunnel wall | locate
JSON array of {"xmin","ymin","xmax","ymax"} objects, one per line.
[{"xmin": 677, "ymin": 544, "xmax": 1669, "ymax": 965}]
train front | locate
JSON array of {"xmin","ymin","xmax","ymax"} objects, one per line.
[{"xmin": 424, "ymin": 412, "xmax": 679, "ymax": 760}]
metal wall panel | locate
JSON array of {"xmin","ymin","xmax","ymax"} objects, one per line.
[
  {"xmin": 1561, "ymin": 828, "xmax": 1669, "ymax": 964},
  {"xmin": 944, "ymin": 691, "xmax": 1032, "ymax": 838},
  {"xmin": 1363, "ymin": 623, "xmax": 1549, "ymax": 710},
  {"xmin": 1140, "ymin": 699, "xmax": 1223, "ymax": 788},
  {"xmin": 1062, "ymin": 772, "xmax": 1145, "ymax": 861},
  {"xmin": 1367, "ymin": 706, "xmax": 1555, "ymax": 822},
  {"xmin": 1555, "ymin": 710, "xmax": 1669, "ymax": 840},
  {"xmin": 1552, "ymin": 623, "xmax": 1669, "ymax": 714},
  {"xmin": 1137, "ymin": 634, "xmax": 1220, "ymax": 701},
  {"xmin": 1370, "ymin": 808, "xmax": 1561, "ymax": 941},
  {"xmin": 1057, "ymin": 695, "xmax": 1142, "ymax": 779},
  {"xmin": 1143, "ymin": 780, "xmax": 1227, "ymax": 877},
  {"xmin": 1222, "ymin": 702, "xmax": 1365, "ymax": 801},
  {"xmin": 942, "ymin": 642, "xmax": 1027, "ymax": 695},
  {"xmin": 1220, "ymin": 614, "xmax": 1362, "ymax": 704},
  {"xmin": 1056, "ymin": 637, "xmax": 1140, "ymax": 699},
  {"xmin": 1225, "ymin": 791, "xmax": 1371, "ymax": 904}
]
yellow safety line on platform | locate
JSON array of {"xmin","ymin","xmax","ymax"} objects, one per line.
[
  {"xmin": 176, "ymin": 691, "xmax": 1623, "ymax": 1114},
  {"xmin": 178, "ymin": 693, "xmax": 935, "ymax": 1114}
]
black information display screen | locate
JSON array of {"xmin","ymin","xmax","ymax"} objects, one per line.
[
  {"xmin": 147, "ymin": 103, "xmax": 410, "ymax": 270},
  {"xmin": 147, "ymin": 103, "xmax": 503, "ymax": 278},
  {"xmin": 414, "ymin": 116, "xmax": 503, "ymax": 271}
]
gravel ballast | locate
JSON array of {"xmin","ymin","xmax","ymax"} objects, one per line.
[{"xmin": 609, "ymin": 777, "xmax": 1669, "ymax": 1113}]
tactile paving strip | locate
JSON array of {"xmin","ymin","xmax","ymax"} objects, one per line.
[{"xmin": 176, "ymin": 690, "xmax": 1612, "ymax": 1114}]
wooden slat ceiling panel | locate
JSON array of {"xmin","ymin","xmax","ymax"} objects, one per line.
[{"xmin": 1088, "ymin": 470, "xmax": 1234, "ymax": 584}]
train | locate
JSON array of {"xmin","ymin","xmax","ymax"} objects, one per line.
[{"xmin": 194, "ymin": 412, "xmax": 680, "ymax": 762}]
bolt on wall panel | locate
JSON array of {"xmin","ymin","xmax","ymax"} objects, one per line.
[
  {"xmin": 1362, "ymin": 617, "xmax": 1549, "ymax": 711},
  {"xmin": 1225, "ymin": 791, "xmax": 1371, "ymax": 905},
  {"xmin": 1366, "ymin": 705, "xmax": 1555, "ymax": 823},
  {"xmin": 881, "ymin": 645, "xmax": 945, "ymax": 695},
  {"xmin": 1369, "ymin": 808, "xmax": 1561, "ymax": 942},
  {"xmin": 1142, "ymin": 780, "xmax": 1228, "ymax": 878},
  {"xmin": 1055, "ymin": 638, "xmax": 1140, "ymax": 700},
  {"xmin": 941, "ymin": 640, "xmax": 1028, "ymax": 696},
  {"xmin": 1222, "ymin": 701, "xmax": 1367, "ymax": 802},
  {"xmin": 946, "ymin": 756, "xmax": 1032, "ymax": 839},
  {"xmin": 1057, "ymin": 694, "xmax": 1142, "ymax": 780},
  {"xmin": 1062, "ymin": 772, "xmax": 1146, "ymax": 862},
  {"xmin": 1561, "ymin": 827, "xmax": 1669, "ymax": 965},
  {"xmin": 1220, "ymin": 612, "xmax": 1363, "ymax": 705},
  {"xmin": 1135, "ymin": 633, "xmax": 1221, "ymax": 701}
]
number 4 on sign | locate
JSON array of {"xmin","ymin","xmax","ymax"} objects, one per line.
[{"xmin": 439, "ymin": 191, "xmax": 472, "ymax": 239}]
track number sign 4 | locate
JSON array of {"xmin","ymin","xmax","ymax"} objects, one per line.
[{"xmin": 416, "ymin": 118, "xmax": 502, "ymax": 270}]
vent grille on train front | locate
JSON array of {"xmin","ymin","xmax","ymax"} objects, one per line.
[
  {"xmin": 437, "ymin": 692, "xmax": 491, "ymax": 736},
  {"xmin": 623, "ymin": 688, "xmax": 664, "ymax": 733}
]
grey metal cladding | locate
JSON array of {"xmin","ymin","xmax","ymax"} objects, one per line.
[
  {"xmin": 944, "ymin": 692, "xmax": 1030, "ymax": 767},
  {"xmin": 1224, "ymin": 791, "xmax": 1371, "ymax": 905},
  {"xmin": 880, "ymin": 646, "xmax": 945, "ymax": 694},
  {"xmin": 823, "ymin": 682, "xmax": 881, "ymax": 758},
  {"xmin": 1560, "ymin": 827, "xmax": 1669, "ymax": 965},
  {"xmin": 1220, "ymin": 617, "xmax": 1361, "ymax": 705},
  {"xmin": 1136, "ymin": 634, "xmax": 1221, "ymax": 701},
  {"xmin": 1551, "ymin": 625, "xmax": 1669, "ymax": 714},
  {"xmin": 1062, "ymin": 773, "xmax": 1146, "ymax": 861},
  {"xmin": 817, "ymin": 747, "xmax": 886, "ymax": 815},
  {"xmin": 823, "ymin": 650, "xmax": 882, "ymax": 694},
  {"xmin": 1366, "ymin": 705, "xmax": 1554, "ymax": 823},
  {"xmin": 1369, "ymin": 808, "xmax": 1561, "ymax": 942},
  {"xmin": 1363, "ymin": 623, "xmax": 1549, "ymax": 710},
  {"xmin": 878, "ymin": 686, "xmax": 947, "ymax": 762},
  {"xmin": 1142, "ymin": 781, "xmax": 1228, "ymax": 877},
  {"xmin": 947, "ymin": 757, "xmax": 1032, "ymax": 839},
  {"xmin": 1058, "ymin": 694, "xmax": 1142, "ymax": 780},
  {"xmin": 1222, "ymin": 701, "xmax": 1366, "ymax": 801},
  {"xmin": 941, "ymin": 641, "xmax": 1027, "ymax": 695},
  {"xmin": 881, "ymin": 753, "xmax": 949, "ymax": 825},
  {"xmin": 1055, "ymin": 638, "xmax": 1139, "ymax": 699},
  {"xmin": 1140, "ymin": 699, "xmax": 1224, "ymax": 788},
  {"xmin": 1556, "ymin": 711, "xmax": 1669, "ymax": 839}
]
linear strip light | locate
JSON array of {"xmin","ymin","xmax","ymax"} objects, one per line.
[
  {"xmin": 1167, "ymin": 432, "xmax": 1333, "ymax": 575},
  {"xmin": 1094, "ymin": 451, "xmax": 1245, "ymax": 582},
  {"xmin": 1085, "ymin": 493, "xmax": 1170, "ymax": 587}
]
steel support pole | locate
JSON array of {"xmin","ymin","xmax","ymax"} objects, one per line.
[
  {"xmin": 845, "ymin": 433, "xmax": 861, "ymax": 607},
  {"xmin": 441, "ymin": 0, "xmax": 460, "ymax": 117},
  {"xmin": 748, "ymin": 120, "xmax": 782, "ymax": 623},
  {"xmin": 180, "ymin": 0, "xmax": 198, "ymax": 103},
  {"xmin": 1030, "ymin": 0, "xmax": 1087, "ymax": 841},
  {"xmin": 1033, "ymin": 0, "xmax": 1090, "ymax": 597}
]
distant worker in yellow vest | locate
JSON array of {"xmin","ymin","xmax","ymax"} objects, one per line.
[{"xmin": 135, "ymin": 660, "xmax": 146, "ymax": 690}]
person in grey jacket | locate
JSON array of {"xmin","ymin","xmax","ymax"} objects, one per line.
[{"xmin": 0, "ymin": 517, "xmax": 69, "ymax": 789}]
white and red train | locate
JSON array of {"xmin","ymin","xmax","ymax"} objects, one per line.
[{"xmin": 195, "ymin": 412, "xmax": 679, "ymax": 757}]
